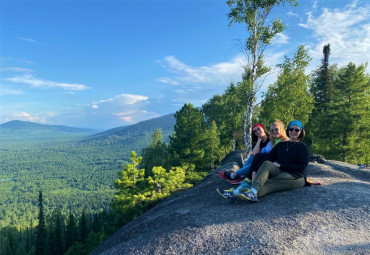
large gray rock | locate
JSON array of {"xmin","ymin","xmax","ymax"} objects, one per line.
[{"xmin": 90, "ymin": 159, "xmax": 370, "ymax": 255}]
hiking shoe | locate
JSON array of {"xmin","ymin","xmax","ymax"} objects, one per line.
[
  {"xmin": 238, "ymin": 189, "xmax": 259, "ymax": 202},
  {"xmin": 243, "ymin": 178, "xmax": 252, "ymax": 188},
  {"xmin": 216, "ymin": 187, "xmax": 236, "ymax": 199},
  {"xmin": 218, "ymin": 171, "xmax": 233, "ymax": 181}
]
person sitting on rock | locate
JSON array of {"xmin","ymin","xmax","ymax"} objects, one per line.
[
  {"xmin": 218, "ymin": 123, "xmax": 270, "ymax": 184},
  {"xmin": 217, "ymin": 120, "xmax": 310, "ymax": 202},
  {"xmin": 247, "ymin": 119, "xmax": 289, "ymax": 181}
]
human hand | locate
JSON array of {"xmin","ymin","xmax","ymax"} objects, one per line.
[{"xmin": 273, "ymin": 162, "xmax": 281, "ymax": 168}]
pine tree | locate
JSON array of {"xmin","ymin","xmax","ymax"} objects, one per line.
[
  {"xmin": 65, "ymin": 211, "xmax": 77, "ymax": 252},
  {"xmin": 319, "ymin": 63, "xmax": 370, "ymax": 163},
  {"xmin": 141, "ymin": 129, "xmax": 169, "ymax": 175},
  {"xmin": 168, "ymin": 103, "xmax": 207, "ymax": 169},
  {"xmin": 35, "ymin": 191, "xmax": 47, "ymax": 255},
  {"xmin": 311, "ymin": 44, "xmax": 335, "ymax": 114},
  {"xmin": 79, "ymin": 210, "xmax": 87, "ymax": 244}
]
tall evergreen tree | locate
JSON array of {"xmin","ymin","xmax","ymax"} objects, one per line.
[
  {"xmin": 168, "ymin": 103, "xmax": 207, "ymax": 169},
  {"xmin": 141, "ymin": 129, "xmax": 169, "ymax": 175},
  {"xmin": 79, "ymin": 210, "xmax": 87, "ymax": 244},
  {"xmin": 317, "ymin": 63, "xmax": 370, "ymax": 163},
  {"xmin": 311, "ymin": 44, "xmax": 335, "ymax": 114},
  {"xmin": 226, "ymin": 0, "xmax": 298, "ymax": 153},
  {"xmin": 65, "ymin": 211, "xmax": 77, "ymax": 252},
  {"xmin": 35, "ymin": 191, "xmax": 47, "ymax": 255},
  {"xmin": 259, "ymin": 45, "xmax": 313, "ymax": 125}
]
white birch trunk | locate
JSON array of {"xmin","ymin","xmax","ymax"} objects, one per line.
[{"xmin": 243, "ymin": 8, "xmax": 258, "ymax": 154}]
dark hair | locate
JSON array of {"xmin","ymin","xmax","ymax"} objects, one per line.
[
  {"xmin": 286, "ymin": 123, "xmax": 306, "ymax": 141},
  {"xmin": 251, "ymin": 124, "xmax": 269, "ymax": 147}
]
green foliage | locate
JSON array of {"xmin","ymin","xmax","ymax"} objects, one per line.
[
  {"xmin": 226, "ymin": 0, "xmax": 298, "ymax": 152},
  {"xmin": 141, "ymin": 129, "xmax": 169, "ymax": 175},
  {"xmin": 203, "ymin": 83, "xmax": 244, "ymax": 151},
  {"xmin": 169, "ymin": 104, "xmax": 208, "ymax": 170},
  {"xmin": 35, "ymin": 191, "xmax": 47, "ymax": 255},
  {"xmin": 311, "ymin": 63, "xmax": 370, "ymax": 163},
  {"xmin": 112, "ymin": 151, "xmax": 192, "ymax": 224},
  {"xmin": 259, "ymin": 45, "xmax": 314, "ymax": 125}
]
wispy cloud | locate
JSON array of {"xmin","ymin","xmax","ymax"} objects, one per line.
[
  {"xmin": 19, "ymin": 37, "xmax": 37, "ymax": 43},
  {"xmin": 6, "ymin": 74, "xmax": 90, "ymax": 91},
  {"xmin": 0, "ymin": 87, "xmax": 23, "ymax": 96},
  {"xmin": 2, "ymin": 57, "xmax": 33, "ymax": 64},
  {"xmin": 88, "ymin": 93, "xmax": 151, "ymax": 125},
  {"xmin": 0, "ymin": 67, "xmax": 33, "ymax": 72},
  {"xmin": 12, "ymin": 112, "xmax": 47, "ymax": 123},
  {"xmin": 92, "ymin": 94, "xmax": 149, "ymax": 106},
  {"xmin": 299, "ymin": 1, "xmax": 370, "ymax": 67},
  {"xmin": 271, "ymin": 33, "xmax": 290, "ymax": 45},
  {"xmin": 158, "ymin": 55, "xmax": 245, "ymax": 86}
]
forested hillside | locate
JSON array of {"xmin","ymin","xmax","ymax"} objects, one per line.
[
  {"xmin": 0, "ymin": 120, "xmax": 98, "ymax": 141},
  {"xmin": 0, "ymin": 114, "xmax": 176, "ymax": 247}
]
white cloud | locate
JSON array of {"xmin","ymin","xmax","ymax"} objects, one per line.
[
  {"xmin": 271, "ymin": 33, "xmax": 290, "ymax": 45},
  {"xmin": 19, "ymin": 37, "xmax": 36, "ymax": 43},
  {"xmin": 158, "ymin": 55, "xmax": 245, "ymax": 86},
  {"xmin": 12, "ymin": 112, "xmax": 47, "ymax": 123},
  {"xmin": 93, "ymin": 94, "xmax": 149, "ymax": 106},
  {"xmin": 299, "ymin": 1, "xmax": 370, "ymax": 68},
  {"xmin": 6, "ymin": 74, "xmax": 90, "ymax": 91},
  {"xmin": 0, "ymin": 67, "xmax": 33, "ymax": 72}
]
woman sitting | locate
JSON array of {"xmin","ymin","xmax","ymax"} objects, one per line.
[
  {"xmin": 217, "ymin": 120, "xmax": 310, "ymax": 202},
  {"xmin": 218, "ymin": 123, "xmax": 270, "ymax": 184}
]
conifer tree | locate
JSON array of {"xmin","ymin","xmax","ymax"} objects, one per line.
[
  {"xmin": 79, "ymin": 210, "xmax": 87, "ymax": 244},
  {"xmin": 35, "ymin": 191, "xmax": 47, "ymax": 255},
  {"xmin": 168, "ymin": 103, "xmax": 207, "ymax": 170},
  {"xmin": 65, "ymin": 211, "xmax": 77, "ymax": 252},
  {"xmin": 141, "ymin": 129, "xmax": 169, "ymax": 175},
  {"xmin": 311, "ymin": 44, "xmax": 335, "ymax": 114},
  {"xmin": 318, "ymin": 63, "xmax": 370, "ymax": 163}
]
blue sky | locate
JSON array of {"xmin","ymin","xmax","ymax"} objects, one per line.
[{"xmin": 1, "ymin": 0, "xmax": 369, "ymax": 130}]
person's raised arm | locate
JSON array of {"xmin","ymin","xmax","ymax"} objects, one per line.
[{"xmin": 250, "ymin": 137, "xmax": 262, "ymax": 156}]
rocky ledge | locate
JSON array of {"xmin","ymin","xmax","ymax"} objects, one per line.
[{"xmin": 90, "ymin": 153, "xmax": 370, "ymax": 255}]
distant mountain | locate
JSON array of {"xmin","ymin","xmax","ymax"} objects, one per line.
[
  {"xmin": 81, "ymin": 114, "xmax": 176, "ymax": 149},
  {"xmin": 0, "ymin": 120, "xmax": 98, "ymax": 140}
]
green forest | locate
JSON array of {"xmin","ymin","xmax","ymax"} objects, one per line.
[{"xmin": 1, "ymin": 1, "xmax": 369, "ymax": 254}]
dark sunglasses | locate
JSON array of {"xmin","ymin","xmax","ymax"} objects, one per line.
[
  {"xmin": 271, "ymin": 128, "xmax": 279, "ymax": 132},
  {"xmin": 253, "ymin": 128, "xmax": 261, "ymax": 133},
  {"xmin": 289, "ymin": 128, "xmax": 301, "ymax": 132}
]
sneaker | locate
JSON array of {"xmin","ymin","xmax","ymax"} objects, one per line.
[
  {"xmin": 216, "ymin": 187, "xmax": 236, "ymax": 199},
  {"xmin": 238, "ymin": 189, "xmax": 259, "ymax": 202},
  {"xmin": 218, "ymin": 171, "xmax": 233, "ymax": 181}
]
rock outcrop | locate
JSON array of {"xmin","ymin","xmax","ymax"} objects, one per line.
[{"xmin": 90, "ymin": 155, "xmax": 370, "ymax": 255}]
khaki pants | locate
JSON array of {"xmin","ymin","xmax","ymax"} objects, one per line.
[{"xmin": 252, "ymin": 161, "xmax": 305, "ymax": 197}]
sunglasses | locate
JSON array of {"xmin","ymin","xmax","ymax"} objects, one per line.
[
  {"xmin": 289, "ymin": 128, "xmax": 301, "ymax": 132},
  {"xmin": 271, "ymin": 128, "xmax": 279, "ymax": 132},
  {"xmin": 253, "ymin": 128, "xmax": 261, "ymax": 133}
]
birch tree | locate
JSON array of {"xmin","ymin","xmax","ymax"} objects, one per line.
[{"xmin": 227, "ymin": 0, "xmax": 298, "ymax": 153}]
